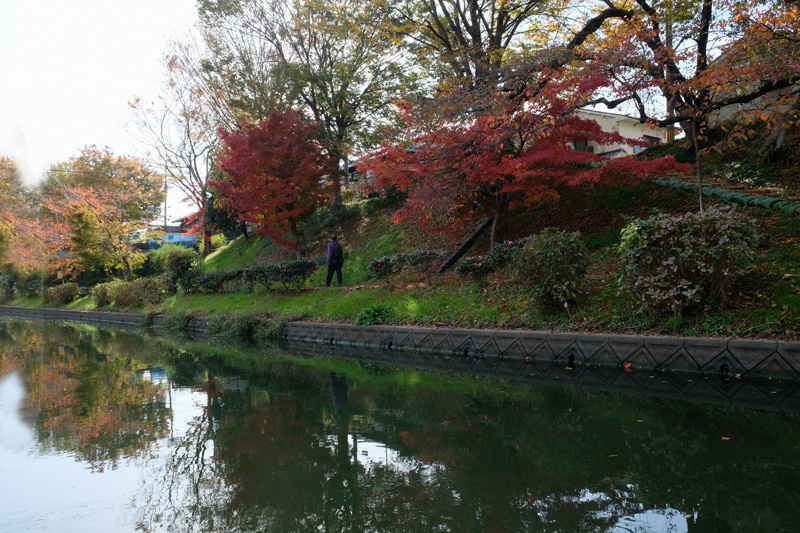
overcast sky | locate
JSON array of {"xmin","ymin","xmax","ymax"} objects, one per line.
[{"xmin": 0, "ymin": 0, "xmax": 198, "ymax": 217}]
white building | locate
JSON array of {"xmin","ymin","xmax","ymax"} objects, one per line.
[{"xmin": 572, "ymin": 109, "xmax": 669, "ymax": 157}]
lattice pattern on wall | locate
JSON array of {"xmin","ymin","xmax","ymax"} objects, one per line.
[
  {"xmin": 281, "ymin": 337, "xmax": 800, "ymax": 413},
  {"xmin": 281, "ymin": 322, "xmax": 800, "ymax": 381}
]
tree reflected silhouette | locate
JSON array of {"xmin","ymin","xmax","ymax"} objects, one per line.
[{"xmin": 2, "ymin": 318, "xmax": 800, "ymax": 532}]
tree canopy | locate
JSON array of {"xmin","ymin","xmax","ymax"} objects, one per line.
[{"xmin": 213, "ymin": 110, "xmax": 336, "ymax": 255}]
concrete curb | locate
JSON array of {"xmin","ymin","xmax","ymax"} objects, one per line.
[{"xmin": 2, "ymin": 306, "xmax": 799, "ymax": 380}]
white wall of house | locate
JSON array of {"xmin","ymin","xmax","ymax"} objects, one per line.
[{"xmin": 574, "ymin": 109, "xmax": 669, "ymax": 157}]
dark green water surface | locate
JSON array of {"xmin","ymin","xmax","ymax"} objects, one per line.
[{"xmin": 0, "ymin": 317, "xmax": 799, "ymax": 532}]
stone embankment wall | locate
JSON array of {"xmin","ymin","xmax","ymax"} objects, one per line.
[
  {"xmin": 280, "ymin": 322, "xmax": 800, "ymax": 381},
  {"xmin": 2, "ymin": 306, "xmax": 799, "ymax": 380}
]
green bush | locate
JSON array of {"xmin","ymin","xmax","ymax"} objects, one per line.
[
  {"xmin": 272, "ymin": 260, "xmax": 317, "ymax": 289},
  {"xmin": 163, "ymin": 247, "xmax": 197, "ymax": 290},
  {"xmin": 210, "ymin": 233, "xmax": 228, "ymax": 251},
  {"xmin": 206, "ymin": 311, "xmax": 285, "ymax": 343},
  {"xmin": 181, "ymin": 260, "xmax": 316, "ymax": 293},
  {"xmin": 616, "ymin": 206, "xmax": 757, "ymax": 316},
  {"xmin": 399, "ymin": 250, "xmax": 446, "ymax": 283},
  {"xmin": 91, "ymin": 282, "xmax": 112, "ymax": 307},
  {"xmin": 46, "ymin": 282, "xmax": 80, "ymax": 305},
  {"xmin": 355, "ymin": 303, "xmax": 393, "ymax": 326},
  {"xmin": 455, "ymin": 256, "xmax": 497, "ymax": 281},
  {"xmin": 486, "ymin": 238, "xmax": 529, "ymax": 269},
  {"xmin": 196, "ymin": 269, "xmax": 244, "ymax": 293},
  {"xmin": 242, "ymin": 263, "xmax": 282, "ymax": 291},
  {"xmin": 18, "ymin": 272, "xmax": 46, "ymax": 298},
  {"xmin": 0, "ymin": 274, "xmax": 15, "ymax": 301},
  {"xmin": 178, "ymin": 270, "xmax": 205, "ymax": 294},
  {"xmin": 367, "ymin": 255, "xmax": 403, "ymax": 287},
  {"xmin": 104, "ymin": 277, "xmax": 169, "ymax": 308},
  {"xmin": 513, "ymin": 228, "xmax": 589, "ymax": 313},
  {"xmin": 456, "ymin": 239, "xmax": 528, "ymax": 282}
]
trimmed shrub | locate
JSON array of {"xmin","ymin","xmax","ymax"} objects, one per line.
[
  {"xmin": 513, "ymin": 228, "xmax": 589, "ymax": 313},
  {"xmin": 456, "ymin": 239, "xmax": 528, "ymax": 282},
  {"xmin": 178, "ymin": 270, "xmax": 202, "ymax": 294},
  {"xmin": 104, "ymin": 277, "xmax": 169, "ymax": 308},
  {"xmin": 272, "ymin": 260, "xmax": 317, "ymax": 289},
  {"xmin": 91, "ymin": 282, "xmax": 112, "ymax": 307},
  {"xmin": 46, "ymin": 282, "xmax": 80, "ymax": 305},
  {"xmin": 132, "ymin": 277, "xmax": 170, "ymax": 306},
  {"xmin": 399, "ymin": 250, "xmax": 446, "ymax": 284},
  {"xmin": 163, "ymin": 247, "xmax": 197, "ymax": 290},
  {"xmin": 243, "ymin": 263, "xmax": 283, "ymax": 291},
  {"xmin": 616, "ymin": 206, "xmax": 757, "ymax": 316},
  {"xmin": 18, "ymin": 272, "xmax": 46, "ymax": 298},
  {"xmin": 355, "ymin": 303, "xmax": 393, "ymax": 326},
  {"xmin": 180, "ymin": 260, "xmax": 316, "ymax": 293},
  {"xmin": 196, "ymin": 269, "xmax": 243, "ymax": 293},
  {"xmin": 367, "ymin": 255, "xmax": 403, "ymax": 288},
  {"xmin": 486, "ymin": 238, "xmax": 529, "ymax": 270},
  {"xmin": 210, "ymin": 233, "xmax": 228, "ymax": 251},
  {"xmin": 456, "ymin": 256, "xmax": 497, "ymax": 281}
]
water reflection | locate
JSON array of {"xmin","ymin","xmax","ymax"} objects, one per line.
[
  {"xmin": 0, "ymin": 372, "xmax": 34, "ymax": 450},
  {"xmin": 1, "ymin": 317, "xmax": 799, "ymax": 532}
]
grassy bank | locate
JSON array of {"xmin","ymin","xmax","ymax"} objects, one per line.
[{"xmin": 7, "ymin": 152, "xmax": 800, "ymax": 342}]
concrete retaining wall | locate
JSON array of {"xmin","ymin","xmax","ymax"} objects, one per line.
[
  {"xmin": 280, "ymin": 322, "xmax": 800, "ymax": 380},
  {"xmin": 2, "ymin": 306, "xmax": 799, "ymax": 380}
]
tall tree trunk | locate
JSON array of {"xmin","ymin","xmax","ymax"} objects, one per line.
[
  {"xmin": 681, "ymin": 116, "xmax": 706, "ymax": 213},
  {"xmin": 489, "ymin": 194, "xmax": 509, "ymax": 248},
  {"xmin": 291, "ymin": 219, "xmax": 306, "ymax": 259},
  {"xmin": 201, "ymin": 228, "xmax": 210, "ymax": 258},
  {"xmin": 758, "ymin": 93, "xmax": 800, "ymax": 156}
]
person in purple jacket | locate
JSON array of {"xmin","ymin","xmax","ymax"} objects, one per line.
[{"xmin": 325, "ymin": 234, "xmax": 344, "ymax": 287}]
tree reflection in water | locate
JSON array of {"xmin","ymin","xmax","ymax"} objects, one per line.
[{"xmin": 2, "ymin": 318, "xmax": 800, "ymax": 533}]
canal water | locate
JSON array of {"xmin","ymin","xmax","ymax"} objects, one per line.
[{"xmin": 0, "ymin": 317, "xmax": 799, "ymax": 532}]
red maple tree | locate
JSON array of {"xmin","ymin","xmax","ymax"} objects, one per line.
[
  {"xmin": 364, "ymin": 100, "xmax": 688, "ymax": 247},
  {"xmin": 213, "ymin": 111, "xmax": 337, "ymax": 256}
]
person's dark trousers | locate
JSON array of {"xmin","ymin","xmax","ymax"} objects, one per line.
[{"xmin": 326, "ymin": 264, "xmax": 343, "ymax": 286}]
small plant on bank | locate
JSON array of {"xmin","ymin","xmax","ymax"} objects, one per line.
[
  {"xmin": 368, "ymin": 255, "xmax": 403, "ymax": 289},
  {"xmin": 486, "ymin": 238, "xmax": 529, "ymax": 269},
  {"xmin": 273, "ymin": 260, "xmax": 317, "ymax": 289},
  {"xmin": 400, "ymin": 250, "xmax": 447, "ymax": 284},
  {"xmin": 355, "ymin": 303, "xmax": 393, "ymax": 325},
  {"xmin": 616, "ymin": 206, "xmax": 757, "ymax": 316},
  {"xmin": 102, "ymin": 277, "xmax": 170, "ymax": 308},
  {"xmin": 91, "ymin": 282, "xmax": 112, "ymax": 307},
  {"xmin": 456, "ymin": 239, "xmax": 528, "ymax": 282},
  {"xmin": 513, "ymin": 228, "xmax": 589, "ymax": 313},
  {"xmin": 18, "ymin": 272, "xmax": 46, "ymax": 298},
  {"xmin": 206, "ymin": 311, "xmax": 286, "ymax": 344},
  {"xmin": 45, "ymin": 282, "xmax": 80, "ymax": 305},
  {"xmin": 455, "ymin": 256, "xmax": 496, "ymax": 282},
  {"xmin": 0, "ymin": 274, "xmax": 14, "ymax": 301}
]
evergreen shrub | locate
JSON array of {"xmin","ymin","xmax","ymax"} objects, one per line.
[
  {"xmin": 456, "ymin": 238, "xmax": 529, "ymax": 281},
  {"xmin": 399, "ymin": 250, "xmax": 446, "ymax": 283},
  {"xmin": 46, "ymin": 282, "xmax": 80, "ymax": 305},
  {"xmin": 105, "ymin": 277, "xmax": 169, "ymax": 308},
  {"xmin": 92, "ymin": 282, "xmax": 112, "ymax": 307},
  {"xmin": 355, "ymin": 303, "xmax": 392, "ymax": 326},
  {"xmin": 455, "ymin": 256, "xmax": 497, "ymax": 281},
  {"xmin": 367, "ymin": 255, "xmax": 403, "ymax": 285},
  {"xmin": 163, "ymin": 247, "xmax": 197, "ymax": 290},
  {"xmin": 616, "ymin": 206, "xmax": 757, "ymax": 316},
  {"xmin": 513, "ymin": 228, "xmax": 588, "ymax": 312}
]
